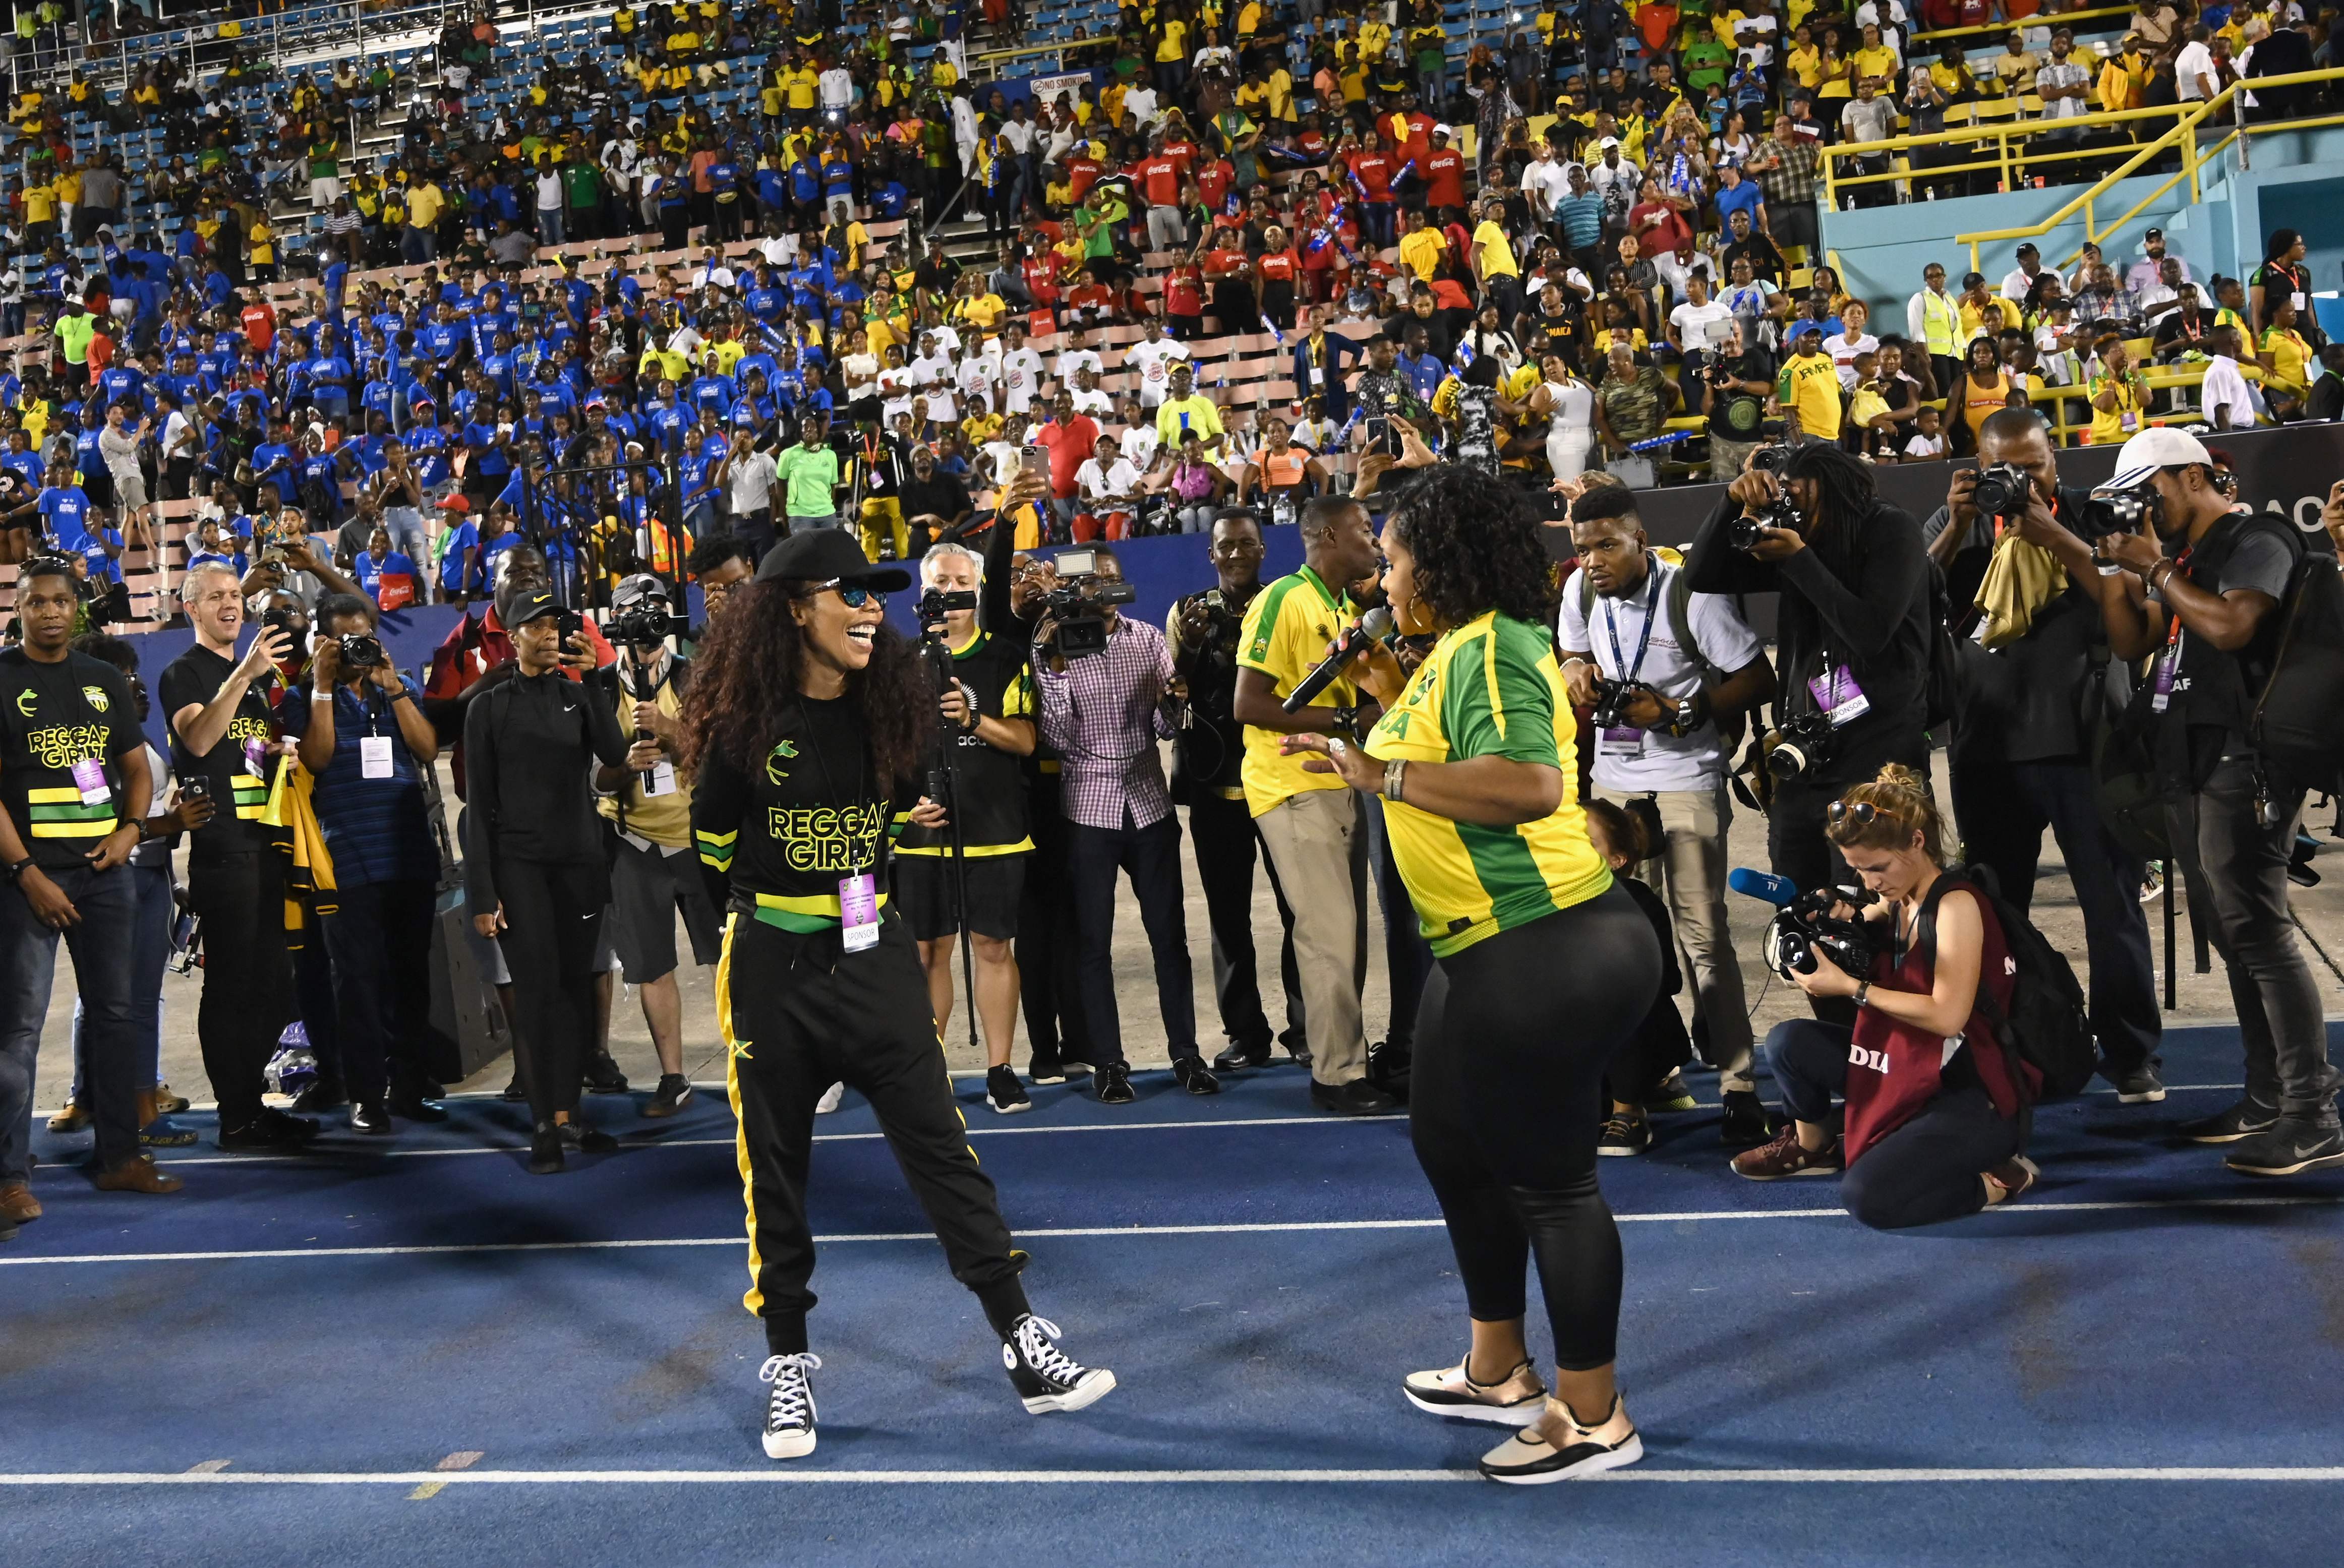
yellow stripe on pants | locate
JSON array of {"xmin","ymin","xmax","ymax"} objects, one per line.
[{"xmin": 716, "ymin": 913, "xmax": 767, "ymax": 1318}]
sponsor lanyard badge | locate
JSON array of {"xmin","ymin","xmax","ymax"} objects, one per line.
[
  {"xmin": 1808, "ymin": 661, "xmax": 1871, "ymax": 729},
  {"xmin": 70, "ymin": 755, "xmax": 110, "ymax": 806},
  {"xmin": 839, "ymin": 872, "xmax": 880, "ymax": 952}
]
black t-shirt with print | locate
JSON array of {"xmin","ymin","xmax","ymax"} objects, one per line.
[
  {"xmin": 0, "ymin": 647, "xmax": 141, "ymax": 871},
  {"xmin": 158, "ymin": 642, "xmax": 281, "ymax": 863}
]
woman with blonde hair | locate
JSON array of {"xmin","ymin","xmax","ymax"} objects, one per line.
[{"xmin": 1731, "ymin": 764, "xmax": 2044, "ymax": 1225}]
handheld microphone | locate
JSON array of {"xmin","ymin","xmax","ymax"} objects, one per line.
[
  {"xmin": 1727, "ymin": 867, "xmax": 1799, "ymax": 908},
  {"xmin": 1282, "ymin": 607, "xmax": 1394, "ymax": 713}
]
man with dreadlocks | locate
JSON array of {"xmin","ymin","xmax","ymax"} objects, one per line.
[{"xmin": 683, "ymin": 520, "xmax": 1116, "ymax": 1462}]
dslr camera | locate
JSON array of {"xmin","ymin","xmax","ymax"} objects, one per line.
[
  {"xmin": 1039, "ymin": 547, "xmax": 1135, "ymax": 659},
  {"xmin": 2078, "ymin": 482, "xmax": 2153, "ymax": 538},
  {"xmin": 1729, "ymin": 444, "xmax": 1802, "ymax": 550},
  {"xmin": 606, "ymin": 603, "xmax": 689, "ymax": 647},
  {"xmin": 1589, "ymin": 677, "xmax": 1654, "ymax": 732},
  {"xmin": 1765, "ymin": 708, "xmax": 1835, "ymax": 782},
  {"xmin": 336, "ymin": 632, "xmax": 387, "ymax": 671},
  {"xmin": 1762, "ymin": 883, "xmax": 1880, "ymax": 981},
  {"xmin": 1969, "ymin": 462, "xmax": 2033, "ymax": 520}
]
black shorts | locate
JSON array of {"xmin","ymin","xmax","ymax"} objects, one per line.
[
  {"xmin": 78, "ymin": 469, "xmax": 114, "ymax": 509},
  {"xmin": 892, "ymin": 853, "xmax": 1026, "ymax": 941}
]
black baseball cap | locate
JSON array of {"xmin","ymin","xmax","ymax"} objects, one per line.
[
  {"xmin": 507, "ymin": 589, "xmax": 571, "ymax": 628},
  {"xmin": 752, "ymin": 528, "xmax": 914, "ymax": 592}
]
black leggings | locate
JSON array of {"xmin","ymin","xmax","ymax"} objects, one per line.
[
  {"xmin": 1409, "ymin": 887, "xmax": 1660, "ymax": 1372},
  {"xmin": 1765, "ymin": 1018, "xmax": 2022, "ymax": 1230},
  {"xmin": 498, "ymin": 857, "xmax": 607, "ymax": 1124}
]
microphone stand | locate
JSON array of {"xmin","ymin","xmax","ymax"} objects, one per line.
[{"xmin": 920, "ymin": 620, "xmax": 981, "ymax": 1056}]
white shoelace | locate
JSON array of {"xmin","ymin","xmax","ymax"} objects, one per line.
[
  {"xmin": 758, "ymin": 1352, "xmax": 822, "ymax": 1428},
  {"xmin": 1013, "ymin": 1316, "xmax": 1084, "ymax": 1385}
]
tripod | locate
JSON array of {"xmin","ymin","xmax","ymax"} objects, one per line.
[{"xmin": 919, "ymin": 627, "xmax": 982, "ymax": 1056}]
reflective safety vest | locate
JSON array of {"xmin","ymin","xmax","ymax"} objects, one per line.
[{"xmin": 1916, "ymin": 288, "xmax": 1961, "ymax": 357}]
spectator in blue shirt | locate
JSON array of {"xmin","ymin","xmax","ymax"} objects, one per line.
[{"xmin": 350, "ymin": 521, "xmax": 421, "ymax": 609}]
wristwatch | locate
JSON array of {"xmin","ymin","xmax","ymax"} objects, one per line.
[
  {"xmin": 1329, "ymin": 703, "xmax": 1361, "ymax": 740},
  {"xmin": 4, "ymin": 855, "xmax": 32, "ymax": 883},
  {"xmin": 1664, "ymin": 692, "xmax": 1710, "ymax": 738}
]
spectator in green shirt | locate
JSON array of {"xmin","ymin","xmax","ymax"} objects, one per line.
[
  {"xmin": 775, "ymin": 415, "xmax": 844, "ymax": 533},
  {"xmin": 563, "ymin": 153, "xmax": 603, "ymax": 240}
]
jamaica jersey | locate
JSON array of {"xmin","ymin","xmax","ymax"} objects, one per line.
[
  {"xmin": 0, "ymin": 647, "xmax": 140, "ymax": 871},
  {"xmin": 1237, "ymin": 564, "xmax": 1358, "ymax": 817},
  {"xmin": 157, "ymin": 642, "xmax": 279, "ymax": 863},
  {"xmin": 691, "ymin": 693, "xmax": 915, "ymax": 933},
  {"xmin": 897, "ymin": 629, "xmax": 1034, "ymax": 858},
  {"xmin": 1362, "ymin": 610, "xmax": 1611, "ymax": 957}
]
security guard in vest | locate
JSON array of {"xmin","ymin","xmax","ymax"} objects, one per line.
[{"xmin": 1907, "ymin": 261, "xmax": 1965, "ymax": 401}]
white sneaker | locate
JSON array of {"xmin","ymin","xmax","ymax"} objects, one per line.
[
  {"xmin": 1478, "ymin": 1394, "xmax": 1644, "ymax": 1484},
  {"xmin": 814, "ymin": 1082, "xmax": 845, "ymax": 1115},
  {"xmin": 758, "ymin": 1352, "xmax": 822, "ymax": 1459}
]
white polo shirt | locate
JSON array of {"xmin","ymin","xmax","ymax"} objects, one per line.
[{"xmin": 1557, "ymin": 556, "xmax": 1764, "ymax": 794}]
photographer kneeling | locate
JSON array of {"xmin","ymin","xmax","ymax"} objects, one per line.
[
  {"xmin": 1687, "ymin": 442, "xmax": 1933, "ymax": 933},
  {"xmin": 1733, "ymin": 767, "xmax": 2044, "ymax": 1225}
]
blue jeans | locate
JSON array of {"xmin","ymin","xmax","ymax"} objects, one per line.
[
  {"xmin": 70, "ymin": 860, "xmax": 172, "ymax": 1101},
  {"xmin": 0, "ymin": 862, "xmax": 140, "ymax": 1180},
  {"xmin": 400, "ymin": 225, "xmax": 437, "ymax": 263},
  {"xmin": 537, "ymin": 206, "xmax": 565, "ymax": 246}
]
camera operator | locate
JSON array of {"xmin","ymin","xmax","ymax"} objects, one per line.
[
  {"xmin": 1923, "ymin": 407, "xmax": 2165, "ymax": 1104},
  {"xmin": 898, "ymin": 540, "xmax": 1038, "ymax": 1115},
  {"xmin": 1169, "ymin": 509, "xmax": 1307, "ymax": 1074},
  {"xmin": 2065, "ymin": 429, "xmax": 2342, "ymax": 1175},
  {"xmin": 1031, "ymin": 544, "xmax": 1217, "ymax": 1105},
  {"xmin": 595, "ymin": 574, "xmax": 724, "ymax": 1120},
  {"xmin": 1559, "ymin": 487, "xmax": 1778, "ymax": 1144},
  {"xmin": 1230, "ymin": 496, "xmax": 1388, "ymax": 1115},
  {"xmin": 1687, "ymin": 442, "xmax": 1933, "ymax": 918},
  {"xmin": 1703, "ymin": 321, "xmax": 1778, "ymax": 482},
  {"xmin": 1731, "ymin": 767, "xmax": 2046, "ymax": 1225},
  {"xmin": 0, "ymin": 554, "xmax": 170, "ymax": 1203},
  {"xmin": 466, "ymin": 589, "xmax": 632, "ymax": 1173},
  {"xmin": 282, "ymin": 591, "xmax": 447, "ymax": 1136},
  {"xmin": 157, "ymin": 561, "xmax": 318, "ymax": 1151}
]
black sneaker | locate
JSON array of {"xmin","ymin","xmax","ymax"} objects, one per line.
[
  {"xmin": 1095, "ymin": 1064, "xmax": 1135, "ymax": 1104},
  {"xmin": 1172, "ymin": 1056, "xmax": 1221, "ymax": 1096},
  {"xmin": 1645, "ymin": 1072, "xmax": 1697, "ymax": 1113},
  {"xmin": 758, "ymin": 1352, "xmax": 822, "ymax": 1458},
  {"xmin": 387, "ymin": 1094, "xmax": 450, "ymax": 1124},
  {"xmin": 1212, "ymin": 1042, "xmax": 1271, "ymax": 1072},
  {"xmin": 2181, "ymin": 1098, "xmax": 2282, "ymax": 1144},
  {"xmin": 527, "ymin": 1121, "xmax": 564, "ymax": 1175},
  {"xmin": 582, "ymin": 1055, "xmax": 630, "ymax": 1095},
  {"xmin": 1720, "ymin": 1089, "xmax": 1772, "ymax": 1146},
  {"xmin": 2101, "ymin": 1061, "xmax": 2167, "ymax": 1104},
  {"xmin": 986, "ymin": 1065, "xmax": 1032, "ymax": 1115},
  {"xmin": 1002, "ymin": 1313, "xmax": 1117, "ymax": 1414},
  {"xmin": 218, "ymin": 1110, "xmax": 320, "ymax": 1151},
  {"xmin": 1028, "ymin": 1049, "xmax": 1067, "ymax": 1086},
  {"xmin": 499, "ymin": 1076, "xmax": 529, "ymax": 1104},
  {"xmin": 642, "ymin": 1074, "xmax": 694, "ymax": 1119},
  {"xmin": 1598, "ymin": 1111, "xmax": 1651, "ymax": 1156},
  {"xmin": 2223, "ymin": 1115, "xmax": 2344, "ymax": 1177},
  {"xmin": 1310, "ymin": 1078, "xmax": 1402, "ymax": 1116},
  {"xmin": 558, "ymin": 1121, "xmax": 619, "ymax": 1153}
]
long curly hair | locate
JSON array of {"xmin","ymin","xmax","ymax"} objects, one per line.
[
  {"xmin": 681, "ymin": 579, "xmax": 933, "ymax": 799},
  {"xmin": 1384, "ymin": 465, "xmax": 1559, "ymax": 630}
]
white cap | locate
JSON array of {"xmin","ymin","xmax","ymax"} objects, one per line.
[
  {"xmin": 2105, "ymin": 427, "xmax": 2211, "ymax": 491},
  {"xmin": 1432, "ymin": 124, "xmax": 1452, "ymax": 139},
  {"xmin": 1599, "ymin": 135, "xmax": 1621, "ymax": 148}
]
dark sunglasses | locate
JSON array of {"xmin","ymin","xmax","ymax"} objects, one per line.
[
  {"xmin": 1827, "ymin": 800, "xmax": 1879, "ymax": 829},
  {"xmin": 800, "ymin": 577, "xmax": 886, "ymax": 609}
]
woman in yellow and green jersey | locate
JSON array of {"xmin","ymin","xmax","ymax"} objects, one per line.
[{"xmin": 1280, "ymin": 465, "xmax": 1661, "ymax": 1487}]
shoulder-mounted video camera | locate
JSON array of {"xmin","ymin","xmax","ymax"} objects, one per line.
[{"xmin": 1040, "ymin": 547, "xmax": 1135, "ymax": 659}]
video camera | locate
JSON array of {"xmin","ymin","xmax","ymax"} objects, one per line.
[
  {"xmin": 917, "ymin": 586, "xmax": 978, "ymax": 630},
  {"xmin": 1728, "ymin": 443, "xmax": 1801, "ymax": 550},
  {"xmin": 1040, "ymin": 547, "xmax": 1135, "ymax": 659},
  {"xmin": 606, "ymin": 604, "xmax": 690, "ymax": 647},
  {"xmin": 1762, "ymin": 883, "xmax": 1879, "ymax": 981}
]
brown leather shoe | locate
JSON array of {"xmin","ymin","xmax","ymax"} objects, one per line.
[
  {"xmin": 94, "ymin": 1156, "xmax": 185, "ymax": 1195},
  {"xmin": 0, "ymin": 1183, "xmax": 39, "ymax": 1223}
]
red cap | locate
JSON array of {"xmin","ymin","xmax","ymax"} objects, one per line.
[{"xmin": 435, "ymin": 494, "xmax": 472, "ymax": 513}]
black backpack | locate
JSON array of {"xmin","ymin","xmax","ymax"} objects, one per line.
[
  {"xmin": 1919, "ymin": 867, "xmax": 2097, "ymax": 1103},
  {"xmin": 2247, "ymin": 525, "xmax": 2344, "ymax": 799}
]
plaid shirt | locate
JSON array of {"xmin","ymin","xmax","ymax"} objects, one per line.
[
  {"xmin": 1751, "ymin": 135, "xmax": 1818, "ymax": 207},
  {"xmin": 1033, "ymin": 613, "xmax": 1177, "ymax": 831}
]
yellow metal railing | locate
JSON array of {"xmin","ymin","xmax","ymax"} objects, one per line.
[
  {"xmin": 1949, "ymin": 68, "xmax": 2344, "ymax": 275},
  {"xmin": 1820, "ymin": 100, "xmax": 2214, "ymax": 217},
  {"xmin": 1907, "ymin": 4, "xmax": 2136, "ymax": 49}
]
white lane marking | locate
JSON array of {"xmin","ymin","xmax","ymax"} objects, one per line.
[
  {"xmin": 114, "ymin": 1088, "xmax": 2259, "ymax": 1169},
  {"xmin": 4, "ymin": 1192, "xmax": 2340, "ymax": 1269},
  {"xmin": 1, "ymin": 1466, "xmax": 2341, "ymax": 1486}
]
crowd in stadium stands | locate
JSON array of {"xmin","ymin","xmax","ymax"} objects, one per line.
[{"xmin": 0, "ymin": 0, "xmax": 2331, "ymax": 621}]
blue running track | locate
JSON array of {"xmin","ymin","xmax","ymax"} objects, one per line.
[{"xmin": 4, "ymin": 1023, "xmax": 2342, "ymax": 1568}]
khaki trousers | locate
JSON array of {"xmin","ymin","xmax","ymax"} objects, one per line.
[{"xmin": 1255, "ymin": 786, "xmax": 1369, "ymax": 1085}]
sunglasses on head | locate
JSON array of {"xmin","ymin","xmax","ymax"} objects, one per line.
[
  {"xmin": 1827, "ymin": 800, "xmax": 1880, "ymax": 829},
  {"xmin": 801, "ymin": 577, "xmax": 886, "ymax": 608}
]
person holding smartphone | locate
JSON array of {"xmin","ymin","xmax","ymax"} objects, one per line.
[{"xmin": 462, "ymin": 590, "xmax": 633, "ymax": 1174}]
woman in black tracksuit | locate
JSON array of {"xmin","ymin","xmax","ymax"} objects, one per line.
[
  {"xmin": 682, "ymin": 526, "xmax": 1114, "ymax": 1464},
  {"xmin": 462, "ymin": 589, "xmax": 631, "ymax": 1174}
]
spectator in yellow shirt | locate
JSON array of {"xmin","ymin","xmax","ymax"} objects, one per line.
[
  {"xmin": 249, "ymin": 218, "xmax": 278, "ymax": 283},
  {"xmin": 1397, "ymin": 207, "xmax": 1446, "ymax": 282},
  {"xmin": 1851, "ymin": 25, "xmax": 1901, "ymax": 92}
]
